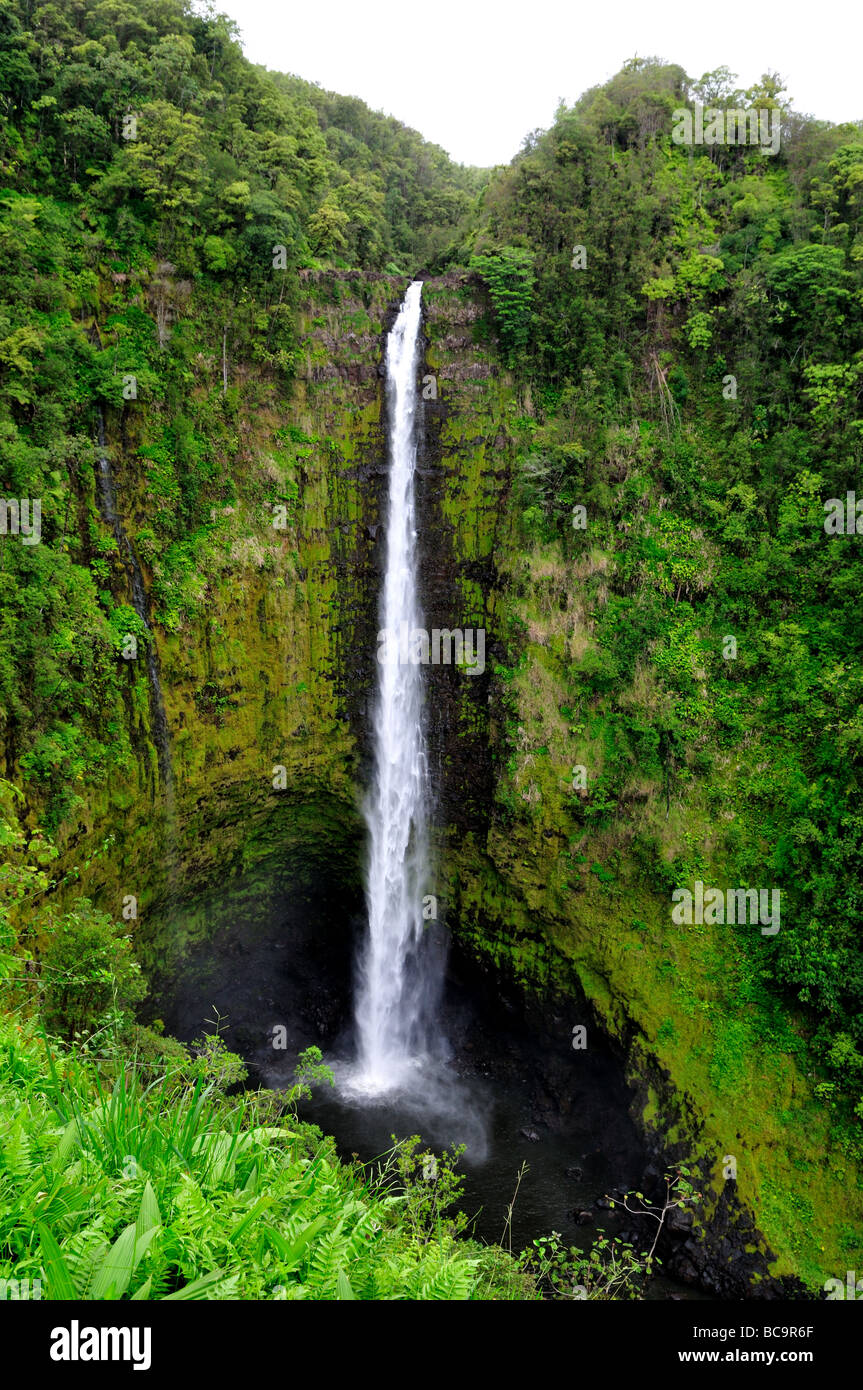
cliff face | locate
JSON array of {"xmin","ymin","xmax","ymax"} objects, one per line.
[
  {"xmin": 417, "ymin": 275, "xmax": 513, "ymax": 837},
  {"xmin": 65, "ymin": 271, "xmax": 395, "ymax": 916},
  {"xmin": 52, "ymin": 269, "xmax": 860, "ymax": 1296}
]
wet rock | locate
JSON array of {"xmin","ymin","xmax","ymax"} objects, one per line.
[
  {"xmin": 575, "ymin": 1210, "xmax": 594, "ymax": 1226},
  {"xmin": 666, "ymin": 1206, "xmax": 694, "ymax": 1234},
  {"xmin": 520, "ymin": 1127, "xmax": 540, "ymax": 1143},
  {"xmin": 672, "ymin": 1257, "xmax": 700, "ymax": 1285},
  {"xmin": 565, "ymin": 1165, "xmax": 583, "ymax": 1181}
]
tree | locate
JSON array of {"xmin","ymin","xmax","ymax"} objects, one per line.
[
  {"xmin": 123, "ymin": 100, "xmax": 206, "ymax": 248},
  {"xmin": 469, "ymin": 246, "xmax": 536, "ymax": 366}
]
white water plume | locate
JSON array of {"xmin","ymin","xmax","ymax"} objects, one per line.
[{"xmin": 352, "ymin": 280, "xmax": 444, "ymax": 1095}]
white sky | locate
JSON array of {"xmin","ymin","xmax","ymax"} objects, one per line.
[{"xmin": 214, "ymin": 0, "xmax": 863, "ymax": 167}]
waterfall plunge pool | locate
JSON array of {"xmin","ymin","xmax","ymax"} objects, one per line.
[{"xmin": 142, "ymin": 849, "xmax": 703, "ymax": 1298}]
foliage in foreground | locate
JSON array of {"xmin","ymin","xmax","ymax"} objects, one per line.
[
  {"xmin": 0, "ymin": 1017, "xmax": 530, "ymax": 1300},
  {"xmin": 0, "ymin": 815, "xmax": 689, "ymax": 1303}
]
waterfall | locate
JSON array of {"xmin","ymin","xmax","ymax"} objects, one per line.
[
  {"xmin": 353, "ymin": 280, "xmax": 443, "ymax": 1094},
  {"xmin": 95, "ymin": 413, "xmax": 173, "ymax": 796}
]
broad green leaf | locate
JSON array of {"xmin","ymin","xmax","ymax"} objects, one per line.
[
  {"xmin": 136, "ymin": 1181, "xmax": 161, "ymax": 1238},
  {"xmin": 90, "ymin": 1222, "xmax": 137, "ymax": 1300},
  {"xmin": 38, "ymin": 1223, "xmax": 78, "ymax": 1300},
  {"xmin": 230, "ymin": 1194, "xmax": 273, "ymax": 1244},
  {"xmin": 55, "ymin": 1117, "xmax": 82, "ymax": 1165},
  {"xmin": 162, "ymin": 1270, "xmax": 227, "ymax": 1301},
  {"xmin": 266, "ymin": 1214, "xmax": 327, "ymax": 1269}
]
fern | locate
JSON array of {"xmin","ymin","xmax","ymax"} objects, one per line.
[
  {"xmin": 308, "ymin": 1218, "xmax": 352, "ymax": 1296},
  {"xmin": 408, "ymin": 1258, "xmax": 479, "ymax": 1301},
  {"xmin": 0, "ymin": 1017, "xmax": 524, "ymax": 1301},
  {"xmin": 1, "ymin": 1116, "xmax": 33, "ymax": 1178}
]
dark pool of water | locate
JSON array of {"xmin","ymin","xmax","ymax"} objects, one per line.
[
  {"xmin": 145, "ymin": 858, "xmax": 707, "ymax": 1299},
  {"xmin": 298, "ymin": 1056, "xmax": 639, "ymax": 1250}
]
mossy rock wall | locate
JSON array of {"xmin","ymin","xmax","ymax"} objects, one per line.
[{"xmin": 58, "ymin": 272, "xmax": 408, "ymax": 914}]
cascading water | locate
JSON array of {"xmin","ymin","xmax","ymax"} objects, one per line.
[
  {"xmin": 95, "ymin": 412, "xmax": 174, "ymax": 797},
  {"xmin": 353, "ymin": 280, "xmax": 444, "ymax": 1094}
]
